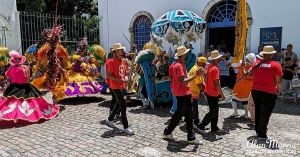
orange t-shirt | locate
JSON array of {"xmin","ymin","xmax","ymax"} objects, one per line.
[
  {"xmin": 204, "ymin": 64, "xmax": 220, "ymax": 97},
  {"xmin": 171, "ymin": 61, "xmax": 191, "ymax": 96},
  {"xmin": 105, "ymin": 57, "xmax": 126, "ymax": 89}
]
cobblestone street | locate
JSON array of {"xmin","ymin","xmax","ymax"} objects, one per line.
[{"xmin": 0, "ymin": 93, "xmax": 300, "ymax": 157}]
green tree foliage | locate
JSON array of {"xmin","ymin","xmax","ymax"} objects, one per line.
[{"xmin": 22, "ymin": 0, "xmax": 98, "ymax": 17}]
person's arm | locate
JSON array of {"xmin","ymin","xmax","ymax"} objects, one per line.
[
  {"xmin": 178, "ymin": 66, "xmax": 201, "ymax": 85},
  {"xmin": 275, "ymin": 76, "xmax": 282, "ymax": 94},
  {"xmin": 106, "ymin": 71, "xmax": 127, "ymax": 83},
  {"xmin": 214, "ymin": 80, "xmax": 225, "ymax": 101}
]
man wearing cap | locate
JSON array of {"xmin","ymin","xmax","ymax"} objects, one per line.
[
  {"xmin": 105, "ymin": 43, "xmax": 134, "ymax": 135},
  {"xmin": 188, "ymin": 57, "xmax": 207, "ymax": 130},
  {"xmin": 198, "ymin": 50, "xmax": 226, "ymax": 133},
  {"xmin": 164, "ymin": 46, "xmax": 202, "ymax": 144},
  {"xmin": 251, "ymin": 45, "xmax": 282, "ymax": 140}
]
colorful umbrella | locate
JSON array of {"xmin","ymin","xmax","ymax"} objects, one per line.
[{"xmin": 151, "ymin": 10, "xmax": 206, "ymax": 45}]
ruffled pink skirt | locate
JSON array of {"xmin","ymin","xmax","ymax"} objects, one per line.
[{"xmin": 0, "ymin": 97, "xmax": 59, "ymax": 123}]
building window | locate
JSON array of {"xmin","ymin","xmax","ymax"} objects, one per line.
[
  {"xmin": 207, "ymin": 1, "xmax": 237, "ymax": 28},
  {"xmin": 134, "ymin": 15, "xmax": 152, "ymax": 51}
]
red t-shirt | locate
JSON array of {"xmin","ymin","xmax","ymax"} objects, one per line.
[
  {"xmin": 105, "ymin": 57, "xmax": 126, "ymax": 89},
  {"xmin": 204, "ymin": 64, "xmax": 220, "ymax": 97},
  {"xmin": 171, "ymin": 61, "xmax": 191, "ymax": 96},
  {"xmin": 169, "ymin": 62, "xmax": 175, "ymax": 91},
  {"xmin": 252, "ymin": 60, "xmax": 283, "ymax": 94}
]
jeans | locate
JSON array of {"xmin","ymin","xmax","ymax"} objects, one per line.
[
  {"xmin": 108, "ymin": 89, "xmax": 129, "ymax": 129},
  {"xmin": 198, "ymin": 93, "xmax": 220, "ymax": 131},
  {"xmin": 164, "ymin": 95, "xmax": 195, "ymax": 141},
  {"xmin": 252, "ymin": 90, "xmax": 277, "ymax": 138},
  {"xmin": 170, "ymin": 94, "xmax": 177, "ymax": 113},
  {"xmin": 192, "ymin": 99, "xmax": 200, "ymax": 125}
]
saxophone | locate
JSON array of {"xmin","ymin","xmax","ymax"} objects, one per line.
[{"xmin": 125, "ymin": 50, "xmax": 141, "ymax": 94}]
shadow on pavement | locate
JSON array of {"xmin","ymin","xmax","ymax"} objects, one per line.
[
  {"xmin": 129, "ymin": 107, "xmax": 172, "ymax": 118},
  {"xmin": 99, "ymin": 120, "xmax": 132, "ymax": 138},
  {"xmin": 59, "ymin": 96, "xmax": 105, "ymax": 105},
  {"xmin": 0, "ymin": 119, "xmax": 46, "ymax": 129},
  {"xmin": 164, "ymin": 138, "xmax": 199, "ymax": 153}
]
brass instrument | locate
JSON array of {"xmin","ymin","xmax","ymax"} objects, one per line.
[{"xmin": 125, "ymin": 53, "xmax": 139, "ymax": 94}]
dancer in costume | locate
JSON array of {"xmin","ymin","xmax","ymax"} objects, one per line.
[
  {"xmin": 31, "ymin": 25, "xmax": 71, "ymax": 102},
  {"xmin": 64, "ymin": 38, "xmax": 103, "ymax": 98},
  {"xmin": 0, "ymin": 46, "xmax": 10, "ymax": 94},
  {"xmin": 230, "ymin": 53, "xmax": 256, "ymax": 119},
  {"xmin": 0, "ymin": 51, "xmax": 59, "ymax": 122}
]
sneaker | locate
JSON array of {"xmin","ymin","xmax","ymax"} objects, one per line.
[
  {"xmin": 106, "ymin": 119, "xmax": 116, "ymax": 128},
  {"xmin": 123, "ymin": 128, "xmax": 134, "ymax": 135},
  {"xmin": 163, "ymin": 133, "xmax": 174, "ymax": 140},
  {"xmin": 240, "ymin": 114, "xmax": 248, "ymax": 119},
  {"xmin": 193, "ymin": 124, "xmax": 206, "ymax": 134},
  {"xmin": 187, "ymin": 139, "xmax": 203, "ymax": 145},
  {"xmin": 257, "ymin": 136, "xmax": 268, "ymax": 141},
  {"xmin": 247, "ymin": 119, "xmax": 255, "ymax": 126},
  {"xmin": 230, "ymin": 113, "xmax": 239, "ymax": 118}
]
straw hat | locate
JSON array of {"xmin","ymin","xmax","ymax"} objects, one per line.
[
  {"xmin": 197, "ymin": 56, "xmax": 208, "ymax": 64},
  {"xmin": 260, "ymin": 45, "xmax": 276, "ymax": 54},
  {"xmin": 112, "ymin": 43, "xmax": 125, "ymax": 51},
  {"xmin": 9, "ymin": 50, "xmax": 26, "ymax": 65},
  {"xmin": 245, "ymin": 53, "xmax": 256, "ymax": 64},
  {"xmin": 208, "ymin": 50, "xmax": 223, "ymax": 60},
  {"xmin": 256, "ymin": 54, "xmax": 264, "ymax": 60},
  {"xmin": 175, "ymin": 46, "xmax": 190, "ymax": 57}
]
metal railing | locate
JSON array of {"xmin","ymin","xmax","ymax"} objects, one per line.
[
  {"xmin": 0, "ymin": 27, "xmax": 6, "ymax": 46},
  {"xmin": 19, "ymin": 11, "xmax": 99, "ymax": 52}
]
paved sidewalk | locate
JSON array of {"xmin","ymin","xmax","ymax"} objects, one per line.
[{"xmin": 0, "ymin": 93, "xmax": 300, "ymax": 157}]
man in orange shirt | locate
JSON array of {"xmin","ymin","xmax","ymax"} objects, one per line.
[
  {"xmin": 163, "ymin": 46, "xmax": 202, "ymax": 144},
  {"xmin": 198, "ymin": 50, "xmax": 225, "ymax": 133},
  {"xmin": 105, "ymin": 43, "xmax": 134, "ymax": 135}
]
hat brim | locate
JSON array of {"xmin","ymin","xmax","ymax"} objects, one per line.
[
  {"xmin": 175, "ymin": 49, "xmax": 190, "ymax": 57},
  {"xmin": 208, "ymin": 54, "xmax": 223, "ymax": 60},
  {"xmin": 112, "ymin": 47, "xmax": 125, "ymax": 51},
  {"xmin": 256, "ymin": 54, "xmax": 263, "ymax": 59},
  {"xmin": 260, "ymin": 50, "xmax": 276, "ymax": 55},
  {"xmin": 10, "ymin": 56, "xmax": 26, "ymax": 65}
]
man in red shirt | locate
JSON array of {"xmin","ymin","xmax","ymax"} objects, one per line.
[
  {"xmin": 198, "ymin": 50, "xmax": 225, "ymax": 133},
  {"xmin": 105, "ymin": 43, "xmax": 134, "ymax": 135},
  {"xmin": 163, "ymin": 46, "xmax": 203, "ymax": 145},
  {"xmin": 251, "ymin": 45, "xmax": 282, "ymax": 140}
]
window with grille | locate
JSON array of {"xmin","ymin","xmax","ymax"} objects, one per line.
[
  {"xmin": 207, "ymin": 1, "xmax": 237, "ymax": 28},
  {"xmin": 134, "ymin": 15, "xmax": 152, "ymax": 51}
]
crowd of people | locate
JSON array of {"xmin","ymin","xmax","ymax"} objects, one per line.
[
  {"xmin": 102, "ymin": 41, "xmax": 290, "ymax": 145},
  {"xmin": 0, "ymin": 39, "xmax": 296, "ymax": 145}
]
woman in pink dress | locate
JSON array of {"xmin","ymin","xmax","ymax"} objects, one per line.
[{"xmin": 0, "ymin": 51, "xmax": 59, "ymax": 123}]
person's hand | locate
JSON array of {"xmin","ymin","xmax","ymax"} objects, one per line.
[{"xmin": 219, "ymin": 94, "xmax": 226, "ymax": 101}]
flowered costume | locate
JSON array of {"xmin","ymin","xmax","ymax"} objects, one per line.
[
  {"xmin": 0, "ymin": 46, "xmax": 10, "ymax": 94},
  {"xmin": 0, "ymin": 51, "xmax": 59, "ymax": 122},
  {"xmin": 64, "ymin": 39, "xmax": 106, "ymax": 97},
  {"xmin": 31, "ymin": 26, "xmax": 71, "ymax": 102}
]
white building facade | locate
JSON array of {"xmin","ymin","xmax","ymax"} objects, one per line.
[
  {"xmin": 98, "ymin": 0, "xmax": 300, "ymax": 55},
  {"xmin": 0, "ymin": 0, "xmax": 21, "ymax": 50}
]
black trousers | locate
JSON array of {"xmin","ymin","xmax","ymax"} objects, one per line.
[
  {"xmin": 164, "ymin": 95, "xmax": 195, "ymax": 141},
  {"xmin": 109, "ymin": 88, "xmax": 117, "ymax": 112},
  {"xmin": 252, "ymin": 90, "xmax": 277, "ymax": 138},
  {"xmin": 192, "ymin": 99, "xmax": 200, "ymax": 125},
  {"xmin": 108, "ymin": 89, "xmax": 129, "ymax": 129},
  {"xmin": 198, "ymin": 93, "xmax": 220, "ymax": 131},
  {"xmin": 220, "ymin": 75, "xmax": 230, "ymax": 88}
]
